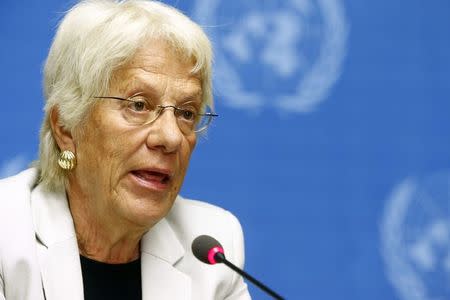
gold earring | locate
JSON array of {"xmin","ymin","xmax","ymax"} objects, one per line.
[{"xmin": 58, "ymin": 150, "xmax": 76, "ymax": 170}]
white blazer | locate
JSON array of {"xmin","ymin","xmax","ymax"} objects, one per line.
[{"xmin": 0, "ymin": 169, "xmax": 251, "ymax": 300}]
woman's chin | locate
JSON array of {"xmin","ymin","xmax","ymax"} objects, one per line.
[{"xmin": 119, "ymin": 193, "xmax": 173, "ymax": 228}]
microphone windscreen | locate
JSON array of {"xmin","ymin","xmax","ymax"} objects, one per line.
[{"xmin": 191, "ymin": 235, "xmax": 223, "ymax": 264}]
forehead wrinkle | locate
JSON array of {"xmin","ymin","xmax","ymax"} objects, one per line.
[
  {"xmin": 118, "ymin": 67, "xmax": 202, "ymax": 103},
  {"xmin": 128, "ymin": 45, "xmax": 194, "ymax": 76}
]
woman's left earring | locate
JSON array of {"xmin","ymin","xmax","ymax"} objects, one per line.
[{"xmin": 58, "ymin": 150, "xmax": 76, "ymax": 170}]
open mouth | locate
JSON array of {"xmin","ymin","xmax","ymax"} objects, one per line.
[{"xmin": 131, "ymin": 169, "xmax": 171, "ymax": 185}]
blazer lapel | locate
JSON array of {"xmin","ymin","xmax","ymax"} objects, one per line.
[
  {"xmin": 140, "ymin": 218, "xmax": 191, "ymax": 300},
  {"xmin": 31, "ymin": 184, "xmax": 84, "ymax": 300},
  {"xmin": 31, "ymin": 183, "xmax": 190, "ymax": 300}
]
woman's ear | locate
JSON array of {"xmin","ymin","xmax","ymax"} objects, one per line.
[{"xmin": 50, "ymin": 106, "xmax": 75, "ymax": 152}]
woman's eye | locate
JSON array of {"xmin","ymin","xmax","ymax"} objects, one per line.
[
  {"xmin": 180, "ymin": 109, "xmax": 196, "ymax": 121},
  {"xmin": 129, "ymin": 100, "xmax": 148, "ymax": 112}
]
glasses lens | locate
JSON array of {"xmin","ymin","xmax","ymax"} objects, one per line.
[
  {"xmin": 194, "ymin": 106, "xmax": 215, "ymax": 133},
  {"xmin": 122, "ymin": 97, "xmax": 159, "ymax": 125},
  {"xmin": 194, "ymin": 115, "xmax": 212, "ymax": 132}
]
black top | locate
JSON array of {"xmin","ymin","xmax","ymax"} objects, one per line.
[{"xmin": 80, "ymin": 255, "xmax": 142, "ymax": 300}]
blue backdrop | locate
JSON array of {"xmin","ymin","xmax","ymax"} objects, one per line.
[{"xmin": 1, "ymin": 1, "xmax": 450, "ymax": 299}]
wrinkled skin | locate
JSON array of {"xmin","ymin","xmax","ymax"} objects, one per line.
[{"xmin": 51, "ymin": 40, "xmax": 201, "ymax": 262}]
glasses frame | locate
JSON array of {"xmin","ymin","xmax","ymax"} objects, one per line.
[{"xmin": 93, "ymin": 95, "xmax": 218, "ymax": 133}]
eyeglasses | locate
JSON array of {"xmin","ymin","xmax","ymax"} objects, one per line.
[{"xmin": 93, "ymin": 93, "xmax": 218, "ymax": 134}]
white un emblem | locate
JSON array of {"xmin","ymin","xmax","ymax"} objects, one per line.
[
  {"xmin": 381, "ymin": 171, "xmax": 450, "ymax": 300},
  {"xmin": 193, "ymin": 0, "xmax": 348, "ymax": 113}
]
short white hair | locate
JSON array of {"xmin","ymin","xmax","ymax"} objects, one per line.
[{"xmin": 36, "ymin": 0, "xmax": 213, "ymax": 192}]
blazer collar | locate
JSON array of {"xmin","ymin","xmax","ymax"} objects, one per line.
[
  {"xmin": 31, "ymin": 183, "xmax": 75, "ymax": 247},
  {"xmin": 31, "ymin": 183, "xmax": 83, "ymax": 300},
  {"xmin": 31, "ymin": 182, "xmax": 190, "ymax": 299},
  {"xmin": 140, "ymin": 204, "xmax": 185, "ymax": 264},
  {"xmin": 141, "ymin": 218, "xmax": 191, "ymax": 299},
  {"xmin": 138, "ymin": 199, "xmax": 191, "ymax": 299}
]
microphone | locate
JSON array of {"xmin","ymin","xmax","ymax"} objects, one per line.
[{"xmin": 192, "ymin": 235, "xmax": 285, "ymax": 300}]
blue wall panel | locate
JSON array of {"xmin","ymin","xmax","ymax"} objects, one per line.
[{"xmin": 1, "ymin": 1, "xmax": 449, "ymax": 299}]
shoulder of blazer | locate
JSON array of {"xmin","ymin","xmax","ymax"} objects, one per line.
[
  {"xmin": 0, "ymin": 168, "xmax": 38, "ymax": 201},
  {"xmin": 164, "ymin": 196, "xmax": 248, "ymax": 299},
  {"xmin": 0, "ymin": 168, "xmax": 38, "ymax": 231},
  {"xmin": 166, "ymin": 196, "xmax": 246, "ymax": 268},
  {"xmin": 0, "ymin": 168, "xmax": 46, "ymax": 300}
]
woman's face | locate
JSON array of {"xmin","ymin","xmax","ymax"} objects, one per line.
[{"xmin": 68, "ymin": 40, "xmax": 201, "ymax": 230}]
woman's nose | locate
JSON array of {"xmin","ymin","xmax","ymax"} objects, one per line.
[{"xmin": 145, "ymin": 108, "xmax": 183, "ymax": 153}]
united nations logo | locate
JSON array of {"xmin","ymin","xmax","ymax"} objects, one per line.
[
  {"xmin": 192, "ymin": 0, "xmax": 348, "ymax": 112},
  {"xmin": 380, "ymin": 172, "xmax": 450, "ymax": 300}
]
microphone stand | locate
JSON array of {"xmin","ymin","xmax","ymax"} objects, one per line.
[{"xmin": 215, "ymin": 252, "xmax": 285, "ymax": 300}]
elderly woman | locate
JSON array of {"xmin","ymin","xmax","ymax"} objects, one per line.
[{"xmin": 0, "ymin": 1, "xmax": 251, "ymax": 299}]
